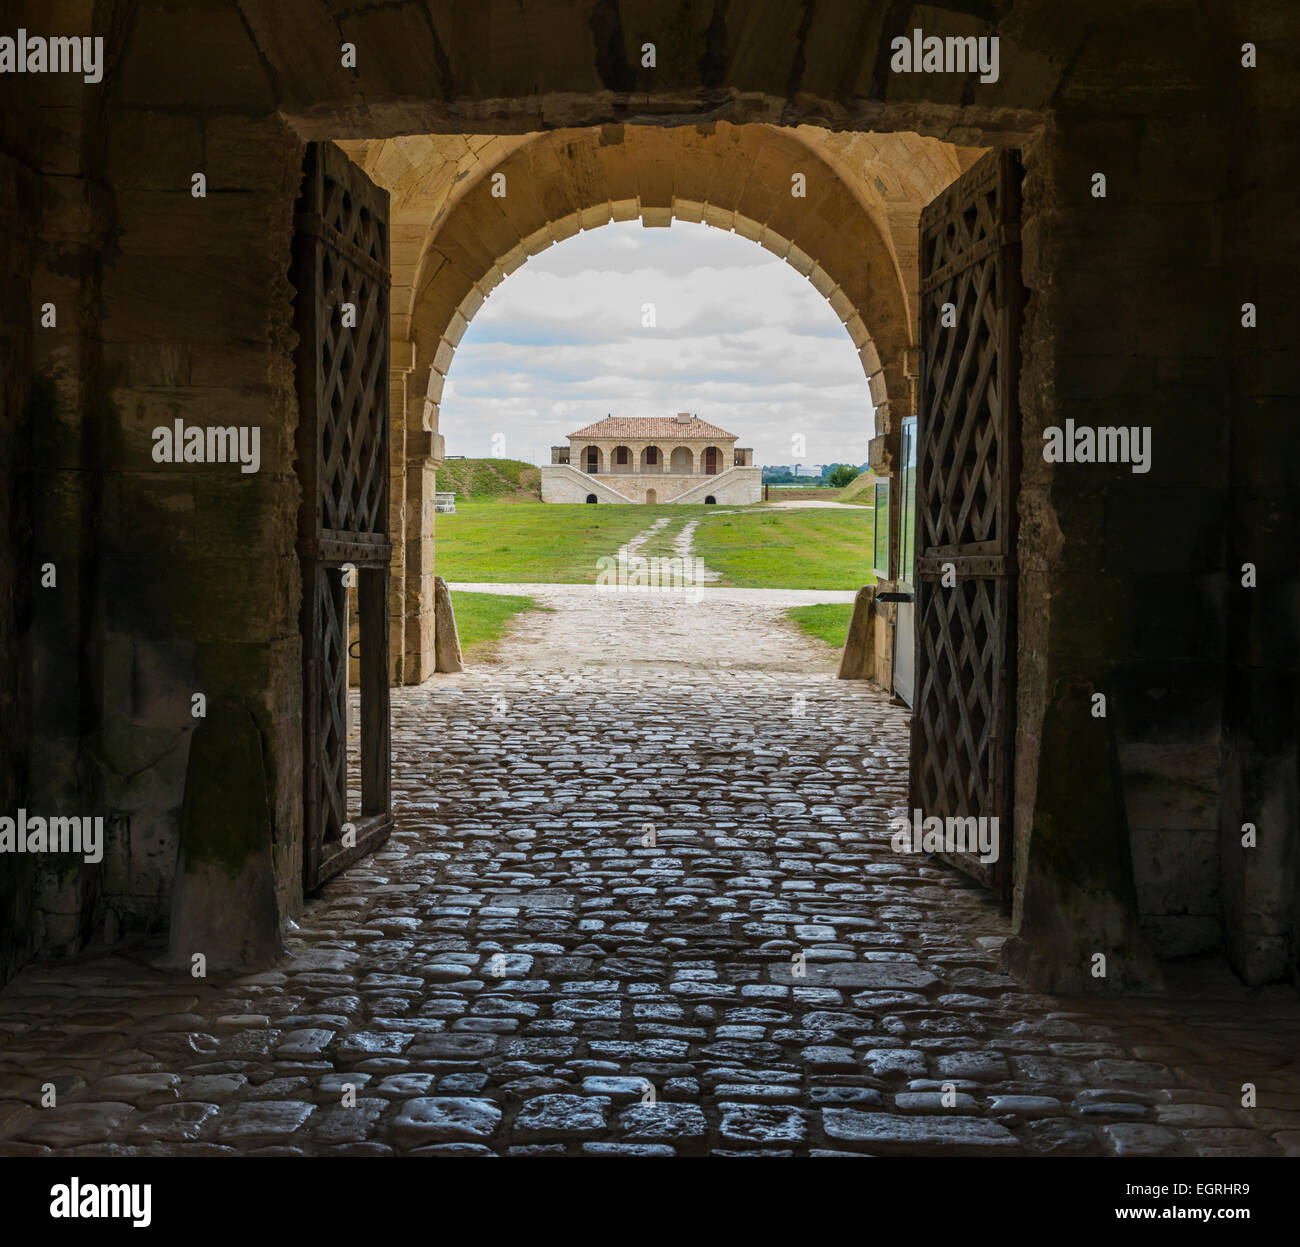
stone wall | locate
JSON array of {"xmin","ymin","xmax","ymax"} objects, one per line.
[
  {"xmin": 670, "ymin": 468, "xmax": 764, "ymax": 505},
  {"xmin": 1218, "ymin": 0, "xmax": 1300, "ymax": 986},
  {"xmin": 539, "ymin": 465, "xmax": 640, "ymax": 504},
  {"xmin": 0, "ymin": 97, "xmax": 40, "ymax": 985},
  {"xmin": 1006, "ymin": 13, "xmax": 1251, "ymax": 986}
]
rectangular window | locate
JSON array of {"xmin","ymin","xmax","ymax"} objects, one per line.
[{"xmin": 873, "ymin": 480, "xmax": 890, "ymax": 580}]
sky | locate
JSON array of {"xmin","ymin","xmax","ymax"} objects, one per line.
[{"xmin": 437, "ymin": 219, "xmax": 875, "ymax": 469}]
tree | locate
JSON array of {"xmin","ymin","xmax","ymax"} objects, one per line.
[{"xmin": 828, "ymin": 463, "xmax": 860, "ymax": 489}]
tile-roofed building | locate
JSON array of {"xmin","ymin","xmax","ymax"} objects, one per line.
[
  {"xmin": 541, "ymin": 413, "xmax": 761, "ymax": 505},
  {"xmin": 567, "ymin": 415, "xmax": 739, "ymax": 441}
]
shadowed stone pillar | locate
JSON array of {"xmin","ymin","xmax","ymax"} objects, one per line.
[{"xmin": 1004, "ymin": 678, "xmax": 1163, "ymax": 992}]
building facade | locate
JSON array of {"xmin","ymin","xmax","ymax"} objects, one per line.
[{"xmin": 542, "ymin": 413, "xmax": 762, "ymax": 504}]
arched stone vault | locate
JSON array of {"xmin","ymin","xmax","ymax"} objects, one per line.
[{"xmin": 340, "ymin": 122, "xmax": 970, "ymax": 682}]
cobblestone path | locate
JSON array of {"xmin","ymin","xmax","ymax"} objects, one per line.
[{"xmin": 2, "ymin": 592, "xmax": 1300, "ymax": 1157}]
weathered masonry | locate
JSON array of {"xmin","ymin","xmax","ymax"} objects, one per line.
[{"xmin": 0, "ymin": 1, "xmax": 1295, "ymax": 998}]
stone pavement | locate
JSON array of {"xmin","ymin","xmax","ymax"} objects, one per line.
[{"xmin": 2, "ymin": 590, "xmax": 1299, "ymax": 1157}]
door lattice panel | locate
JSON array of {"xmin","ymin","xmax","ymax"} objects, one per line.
[
  {"xmin": 315, "ymin": 565, "xmax": 349, "ymax": 845},
  {"xmin": 909, "ymin": 149, "xmax": 1023, "ymax": 895},
  {"xmin": 293, "ymin": 141, "xmax": 394, "ymax": 893}
]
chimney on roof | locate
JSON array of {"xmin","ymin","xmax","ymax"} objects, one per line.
[{"xmin": 675, "ymin": 412, "xmax": 691, "ymax": 424}]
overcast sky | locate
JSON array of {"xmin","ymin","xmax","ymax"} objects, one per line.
[{"xmin": 438, "ymin": 219, "xmax": 874, "ymax": 469}]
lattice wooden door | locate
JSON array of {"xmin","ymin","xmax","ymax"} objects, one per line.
[
  {"xmin": 292, "ymin": 141, "xmax": 393, "ymax": 892},
  {"xmin": 908, "ymin": 149, "xmax": 1023, "ymax": 895}
]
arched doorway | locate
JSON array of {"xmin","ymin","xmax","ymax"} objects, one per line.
[
  {"xmin": 704, "ymin": 446, "xmax": 720, "ymax": 475},
  {"xmin": 704, "ymin": 495, "xmax": 716, "ymax": 505},
  {"xmin": 670, "ymin": 447, "xmax": 693, "ymax": 475},
  {"xmin": 585, "ymin": 494, "xmax": 597, "ymax": 504},
  {"xmin": 645, "ymin": 489, "xmax": 657, "ymax": 505}
]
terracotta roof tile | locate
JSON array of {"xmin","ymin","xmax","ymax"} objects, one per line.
[{"xmin": 568, "ymin": 416, "xmax": 738, "ymax": 441}]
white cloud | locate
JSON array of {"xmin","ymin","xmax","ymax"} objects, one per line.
[{"xmin": 439, "ymin": 219, "xmax": 875, "ymax": 468}]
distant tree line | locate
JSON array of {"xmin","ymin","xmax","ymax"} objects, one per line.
[{"xmin": 762, "ymin": 463, "xmax": 865, "ymax": 486}]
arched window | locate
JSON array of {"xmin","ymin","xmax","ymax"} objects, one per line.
[
  {"xmin": 704, "ymin": 495, "xmax": 716, "ymax": 504},
  {"xmin": 586, "ymin": 494, "xmax": 598, "ymax": 504}
]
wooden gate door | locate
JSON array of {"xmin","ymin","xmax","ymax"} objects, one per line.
[
  {"xmin": 292, "ymin": 141, "xmax": 394, "ymax": 892},
  {"xmin": 908, "ymin": 149, "xmax": 1023, "ymax": 895}
]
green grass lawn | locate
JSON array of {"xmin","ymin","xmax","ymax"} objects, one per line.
[
  {"xmin": 436, "ymin": 499, "xmax": 876, "ymax": 590},
  {"xmin": 786, "ymin": 602, "xmax": 854, "ymax": 650},
  {"xmin": 451, "ymin": 589, "xmax": 547, "ymax": 659},
  {"xmin": 691, "ymin": 507, "xmax": 876, "ymax": 590},
  {"xmin": 436, "ymin": 500, "xmax": 711, "ymax": 583}
]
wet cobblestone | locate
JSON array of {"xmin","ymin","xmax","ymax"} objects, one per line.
[{"xmin": 2, "ymin": 662, "xmax": 1299, "ymax": 1157}]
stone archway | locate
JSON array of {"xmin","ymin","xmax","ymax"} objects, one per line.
[
  {"xmin": 350, "ymin": 121, "xmax": 968, "ymax": 684},
  {"xmin": 669, "ymin": 446, "xmax": 694, "ymax": 475}
]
